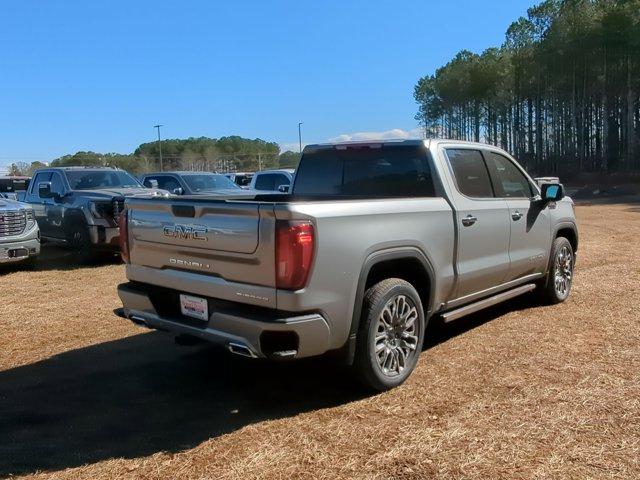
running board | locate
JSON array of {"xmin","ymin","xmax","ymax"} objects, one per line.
[{"xmin": 441, "ymin": 283, "xmax": 536, "ymax": 323}]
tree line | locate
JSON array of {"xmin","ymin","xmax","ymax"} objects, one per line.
[
  {"xmin": 414, "ymin": 0, "xmax": 640, "ymax": 175},
  {"xmin": 7, "ymin": 136, "xmax": 300, "ymax": 176}
]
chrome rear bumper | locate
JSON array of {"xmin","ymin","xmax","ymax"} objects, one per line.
[{"xmin": 117, "ymin": 282, "xmax": 331, "ymax": 359}]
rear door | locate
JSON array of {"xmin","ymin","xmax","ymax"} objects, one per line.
[
  {"xmin": 483, "ymin": 150, "xmax": 551, "ymax": 281},
  {"xmin": 444, "ymin": 148, "xmax": 511, "ymax": 299}
]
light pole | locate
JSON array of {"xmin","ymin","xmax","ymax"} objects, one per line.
[
  {"xmin": 298, "ymin": 122, "xmax": 303, "ymax": 154},
  {"xmin": 154, "ymin": 124, "xmax": 163, "ymax": 171}
]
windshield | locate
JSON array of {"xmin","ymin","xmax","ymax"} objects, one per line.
[
  {"xmin": 182, "ymin": 174, "xmax": 240, "ymax": 192},
  {"xmin": 65, "ymin": 170, "xmax": 142, "ymax": 190}
]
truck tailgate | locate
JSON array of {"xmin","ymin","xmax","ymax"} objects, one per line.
[{"xmin": 126, "ymin": 198, "xmax": 278, "ymax": 306}]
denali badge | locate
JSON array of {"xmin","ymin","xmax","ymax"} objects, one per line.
[
  {"xmin": 163, "ymin": 224, "xmax": 208, "ymax": 241},
  {"xmin": 169, "ymin": 258, "xmax": 210, "ymax": 269}
]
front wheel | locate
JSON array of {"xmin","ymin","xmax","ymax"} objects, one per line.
[
  {"xmin": 353, "ymin": 278, "xmax": 425, "ymax": 391},
  {"xmin": 538, "ymin": 237, "xmax": 574, "ymax": 304},
  {"xmin": 67, "ymin": 223, "xmax": 95, "ymax": 263}
]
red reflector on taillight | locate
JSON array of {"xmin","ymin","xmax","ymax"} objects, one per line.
[
  {"xmin": 275, "ymin": 220, "xmax": 314, "ymax": 290},
  {"xmin": 118, "ymin": 209, "xmax": 130, "ymax": 264}
]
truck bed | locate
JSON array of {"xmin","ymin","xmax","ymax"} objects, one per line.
[{"xmin": 124, "ymin": 194, "xmax": 456, "ymax": 321}]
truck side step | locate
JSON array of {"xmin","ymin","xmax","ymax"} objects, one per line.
[{"xmin": 441, "ymin": 283, "xmax": 536, "ymax": 323}]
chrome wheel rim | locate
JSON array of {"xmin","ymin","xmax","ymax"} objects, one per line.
[
  {"xmin": 554, "ymin": 245, "xmax": 573, "ymax": 298},
  {"xmin": 374, "ymin": 295, "xmax": 420, "ymax": 377}
]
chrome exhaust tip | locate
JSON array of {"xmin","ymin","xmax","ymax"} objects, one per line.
[
  {"xmin": 228, "ymin": 342, "xmax": 257, "ymax": 358},
  {"xmin": 129, "ymin": 315, "xmax": 148, "ymax": 327}
]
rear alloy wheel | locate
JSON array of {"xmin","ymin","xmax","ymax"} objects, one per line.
[{"xmin": 353, "ymin": 278, "xmax": 425, "ymax": 391}]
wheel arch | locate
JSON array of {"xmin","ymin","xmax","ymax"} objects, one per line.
[
  {"xmin": 554, "ymin": 222, "xmax": 578, "ymax": 253},
  {"xmin": 343, "ymin": 247, "xmax": 436, "ymax": 364},
  {"xmin": 61, "ymin": 208, "xmax": 90, "ymax": 239}
]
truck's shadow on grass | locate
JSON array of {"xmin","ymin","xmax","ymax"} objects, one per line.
[{"xmin": 0, "ymin": 296, "xmax": 533, "ymax": 477}]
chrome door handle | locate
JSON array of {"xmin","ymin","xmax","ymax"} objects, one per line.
[
  {"xmin": 461, "ymin": 215, "xmax": 477, "ymax": 227},
  {"xmin": 511, "ymin": 211, "xmax": 523, "ymax": 221}
]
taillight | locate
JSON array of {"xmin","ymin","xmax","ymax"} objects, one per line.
[
  {"xmin": 275, "ymin": 220, "xmax": 314, "ymax": 290},
  {"xmin": 118, "ymin": 209, "xmax": 130, "ymax": 264}
]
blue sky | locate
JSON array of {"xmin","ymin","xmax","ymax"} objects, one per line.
[{"xmin": 0, "ymin": 0, "xmax": 532, "ymax": 166}]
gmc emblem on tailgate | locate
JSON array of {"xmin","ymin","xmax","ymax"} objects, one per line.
[{"xmin": 163, "ymin": 224, "xmax": 208, "ymax": 241}]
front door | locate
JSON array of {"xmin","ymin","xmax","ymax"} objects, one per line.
[
  {"xmin": 45, "ymin": 172, "xmax": 67, "ymax": 240},
  {"xmin": 444, "ymin": 148, "xmax": 511, "ymax": 299},
  {"xmin": 28, "ymin": 171, "xmax": 52, "ymax": 235},
  {"xmin": 483, "ymin": 150, "xmax": 551, "ymax": 281}
]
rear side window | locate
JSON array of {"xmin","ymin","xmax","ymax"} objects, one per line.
[
  {"xmin": 484, "ymin": 152, "xmax": 533, "ymax": 198},
  {"xmin": 294, "ymin": 145, "xmax": 435, "ymax": 197},
  {"xmin": 254, "ymin": 173, "xmax": 289, "ymax": 191},
  {"xmin": 446, "ymin": 149, "xmax": 494, "ymax": 198}
]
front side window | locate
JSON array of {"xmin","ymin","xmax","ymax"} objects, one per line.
[
  {"xmin": 50, "ymin": 173, "xmax": 65, "ymax": 195},
  {"xmin": 65, "ymin": 170, "xmax": 142, "ymax": 190},
  {"xmin": 33, "ymin": 172, "xmax": 52, "ymax": 197},
  {"xmin": 446, "ymin": 149, "xmax": 494, "ymax": 198},
  {"xmin": 484, "ymin": 152, "xmax": 533, "ymax": 198}
]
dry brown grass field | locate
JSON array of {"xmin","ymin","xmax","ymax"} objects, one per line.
[{"xmin": 1, "ymin": 201, "xmax": 638, "ymax": 479}]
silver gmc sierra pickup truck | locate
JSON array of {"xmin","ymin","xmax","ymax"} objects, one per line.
[{"xmin": 117, "ymin": 139, "xmax": 578, "ymax": 390}]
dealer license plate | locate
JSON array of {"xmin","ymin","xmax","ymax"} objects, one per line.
[{"xmin": 179, "ymin": 294, "xmax": 208, "ymax": 321}]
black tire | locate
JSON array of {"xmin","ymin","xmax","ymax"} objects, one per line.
[
  {"xmin": 66, "ymin": 222, "xmax": 95, "ymax": 263},
  {"xmin": 538, "ymin": 237, "xmax": 574, "ymax": 305},
  {"xmin": 353, "ymin": 278, "xmax": 425, "ymax": 391}
]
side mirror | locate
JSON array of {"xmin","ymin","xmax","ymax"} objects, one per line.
[
  {"xmin": 172, "ymin": 187, "xmax": 184, "ymax": 195},
  {"xmin": 147, "ymin": 179, "xmax": 159, "ymax": 189},
  {"xmin": 541, "ymin": 183, "xmax": 564, "ymax": 202},
  {"xmin": 38, "ymin": 182, "xmax": 53, "ymax": 199},
  {"xmin": 277, "ymin": 184, "xmax": 290, "ymax": 193}
]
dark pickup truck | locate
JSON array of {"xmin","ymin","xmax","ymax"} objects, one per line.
[{"xmin": 23, "ymin": 166, "xmax": 167, "ymax": 260}]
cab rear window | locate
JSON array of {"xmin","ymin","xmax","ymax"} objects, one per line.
[{"xmin": 293, "ymin": 145, "xmax": 435, "ymax": 197}]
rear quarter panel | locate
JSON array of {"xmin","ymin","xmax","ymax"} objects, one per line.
[{"xmin": 275, "ymin": 197, "xmax": 455, "ymax": 349}]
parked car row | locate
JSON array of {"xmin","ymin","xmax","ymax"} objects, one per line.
[{"xmin": 0, "ymin": 167, "xmax": 296, "ymax": 266}]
